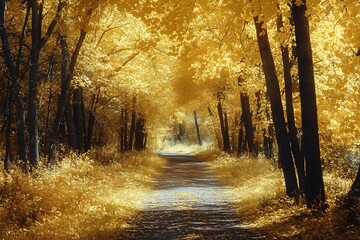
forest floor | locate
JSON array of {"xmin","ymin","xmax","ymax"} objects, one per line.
[
  {"xmin": 0, "ymin": 149, "xmax": 166, "ymax": 239},
  {"xmin": 197, "ymin": 150, "xmax": 360, "ymax": 240}
]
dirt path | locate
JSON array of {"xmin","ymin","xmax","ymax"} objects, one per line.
[{"xmin": 119, "ymin": 153, "xmax": 263, "ymax": 239}]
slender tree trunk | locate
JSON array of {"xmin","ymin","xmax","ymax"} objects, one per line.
[
  {"xmin": 292, "ymin": 0, "xmax": 326, "ymax": 209},
  {"xmin": 73, "ymin": 87, "xmax": 84, "ymax": 153},
  {"xmin": 85, "ymin": 89, "xmax": 100, "ymax": 151},
  {"xmin": 4, "ymin": 81, "xmax": 12, "ymax": 171},
  {"xmin": 277, "ymin": 14, "xmax": 306, "ymax": 193},
  {"xmin": 48, "ymin": 30, "xmax": 87, "ymax": 163},
  {"xmin": 254, "ymin": 16, "xmax": 298, "ymax": 198},
  {"xmin": 44, "ymin": 54, "xmax": 55, "ymax": 157},
  {"xmin": 237, "ymin": 126, "xmax": 244, "ymax": 157},
  {"xmin": 349, "ymin": 166, "xmax": 360, "ymax": 197},
  {"xmin": 135, "ymin": 117, "xmax": 146, "ymax": 150},
  {"xmin": 194, "ymin": 111, "xmax": 202, "ymax": 145},
  {"xmin": 123, "ymin": 107, "xmax": 129, "ymax": 151},
  {"xmin": 65, "ymin": 97, "xmax": 78, "ymax": 150},
  {"xmin": 240, "ymin": 93, "xmax": 256, "ymax": 155},
  {"xmin": 29, "ymin": 0, "xmax": 41, "ymax": 168},
  {"xmin": 0, "ymin": 0, "xmax": 28, "ymax": 169},
  {"xmin": 129, "ymin": 110, "xmax": 136, "ymax": 150},
  {"xmin": 217, "ymin": 100, "xmax": 231, "ymax": 152}
]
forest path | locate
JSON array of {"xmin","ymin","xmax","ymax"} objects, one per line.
[{"xmin": 118, "ymin": 153, "xmax": 263, "ymax": 240}]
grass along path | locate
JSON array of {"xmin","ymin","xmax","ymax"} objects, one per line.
[
  {"xmin": 197, "ymin": 150, "xmax": 359, "ymax": 240},
  {"xmin": 0, "ymin": 150, "xmax": 166, "ymax": 240}
]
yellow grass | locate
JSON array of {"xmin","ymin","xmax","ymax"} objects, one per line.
[
  {"xmin": 0, "ymin": 149, "xmax": 166, "ymax": 239},
  {"xmin": 197, "ymin": 150, "xmax": 359, "ymax": 239}
]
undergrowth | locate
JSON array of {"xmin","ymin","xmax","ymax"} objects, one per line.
[
  {"xmin": 0, "ymin": 148, "xmax": 166, "ymax": 240},
  {"xmin": 197, "ymin": 150, "xmax": 359, "ymax": 240}
]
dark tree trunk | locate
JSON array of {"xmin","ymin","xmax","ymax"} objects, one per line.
[
  {"xmin": 217, "ymin": 100, "xmax": 231, "ymax": 153},
  {"xmin": 0, "ymin": 0, "xmax": 28, "ymax": 169},
  {"xmin": 44, "ymin": 54, "xmax": 55, "ymax": 157},
  {"xmin": 73, "ymin": 87, "xmax": 84, "ymax": 153},
  {"xmin": 277, "ymin": 14, "xmax": 306, "ymax": 193},
  {"xmin": 237, "ymin": 126, "xmax": 244, "ymax": 157},
  {"xmin": 135, "ymin": 117, "xmax": 146, "ymax": 150},
  {"xmin": 178, "ymin": 123, "xmax": 185, "ymax": 142},
  {"xmin": 349, "ymin": 166, "xmax": 360, "ymax": 197},
  {"xmin": 240, "ymin": 93, "xmax": 256, "ymax": 155},
  {"xmin": 123, "ymin": 107, "xmax": 129, "ymax": 151},
  {"xmin": 129, "ymin": 109, "xmax": 136, "ymax": 150},
  {"xmin": 194, "ymin": 111, "xmax": 202, "ymax": 145},
  {"xmin": 292, "ymin": 0, "xmax": 326, "ymax": 209},
  {"xmin": 4, "ymin": 81, "xmax": 12, "ymax": 171},
  {"xmin": 48, "ymin": 30, "xmax": 87, "ymax": 163},
  {"xmin": 85, "ymin": 89, "xmax": 100, "ymax": 152},
  {"xmin": 65, "ymin": 97, "xmax": 78, "ymax": 151},
  {"xmin": 254, "ymin": 16, "xmax": 298, "ymax": 198},
  {"xmin": 29, "ymin": 0, "xmax": 41, "ymax": 168}
]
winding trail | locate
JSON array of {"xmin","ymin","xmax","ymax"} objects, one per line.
[{"xmin": 119, "ymin": 153, "xmax": 263, "ymax": 239}]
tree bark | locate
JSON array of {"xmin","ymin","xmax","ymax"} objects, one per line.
[
  {"xmin": 254, "ymin": 16, "xmax": 298, "ymax": 198},
  {"xmin": 73, "ymin": 87, "xmax": 84, "ymax": 153},
  {"xmin": 240, "ymin": 93, "xmax": 256, "ymax": 155},
  {"xmin": 29, "ymin": 0, "xmax": 41, "ymax": 168},
  {"xmin": 292, "ymin": 0, "xmax": 326, "ymax": 209},
  {"xmin": 85, "ymin": 89, "xmax": 100, "ymax": 152},
  {"xmin": 4, "ymin": 80, "xmax": 12, "ymax": 171},
  {"xmin": 194, "ymin": 111, "xmax": 202, "ymax": 145},
  {"xmin": 277, "ymin": 14, "xmax": 306, "ymax": 193},
  {"xmin": 48, "ymin": 30, "xmax": 87, "ymax": 163},
  {"xmin": 237, "ymin": 126, "xmax": 244, "ymax": 157},
  {"xmin": 129, "ymin": 110, "xmax": 136, "ymax": 150},
  {"xmin": 349, "ymin": 166, "xmax": 360, "ymax": 198},
  {"xmin": 0, "ymin": 0, "xmax": 28, "ymax": 169},
  {"xmin": 135, "ymin": 117, "xmax": 146, "ymax": 150},
  {"xmin": 217, "ymin": 100, "xmax": 231, "ymax": 153},
  {"xmin": 65, "ymin": 96, "xmax": 78, "ymax": 151}
]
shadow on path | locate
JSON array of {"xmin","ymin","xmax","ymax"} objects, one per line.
[{"xmin": 118, "ymin": 153, "xmax": 263, "ymax": 239}]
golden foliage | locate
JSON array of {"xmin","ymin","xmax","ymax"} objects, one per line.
[{"xmin": 0, "ymin": 150, "xmax": 165, "ymax": 239}]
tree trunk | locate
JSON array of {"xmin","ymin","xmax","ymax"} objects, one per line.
[
  {"xmin": 129, "ymin": 109, "xmax": 136, "ymax": 150},
  {"xmin": 73, "ymin": 87, "xmax": 84, "ymax": 153},
  {"xmin": 29, "ymin": 0, "xmax": 41, "ymax": 168},
  {"xmin": 123, "ymin": 107, "xmax": 129, "ymax": 150},
  {"xmin": 85, "ymin": 89, "xmax": 100, "ymax": 152},
  {"xmin": 217, "ymin": 100, "xmax": 231, "ymax": 153},
  {"xmin": 349, "ymin": 166, "xmax": 360, "ymax": 198},
  {"xmin": 135, "ymin": 117, "xmax": 146, "ymax": 150},
  {"xmin": 65, "ymin": 97, "xmax": 78, "ymax": 151},
  {"xmin": 4, "ymin": 81, "xmax": 12, "ymax": 171},
  {"xmin": 240, "ymin": 93, "xmax": 256, "ymax": 155},
  {"xmin": 44, "ymin": 54, "xmax": 55, "ymax": 157},
  {"xmin": 48, "ymin": 30, "xmax": 87, "ymax": 163},
  {"xmin": 194, "ymin": 111, "xmax": 202, "ymax": 145},
  {"xmin": 237, "ymin": 126, "xmax": 244, "ymax": 157},
  {"xmin": 254, "ymin": 16, "xmax": 298, "ymax": 198},
  {"xmin": 0, "ymin": 0, "xmax": 28, "ymax": 169},
  {"xmin": 292, "ymin": 0, "xmax": 326, "ymax": 209},
  {"xmin": 277, "ymin": 14, "xmax": 306, "ymax": 193}
]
